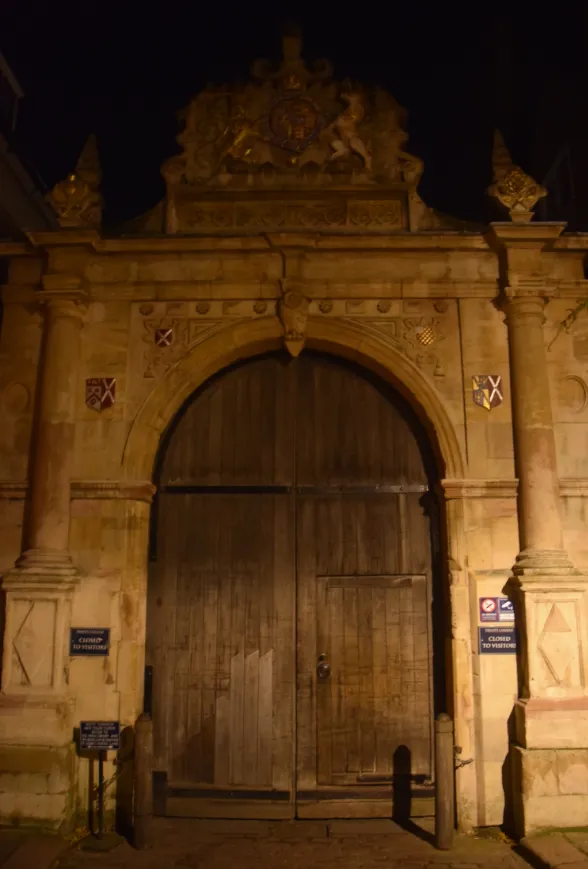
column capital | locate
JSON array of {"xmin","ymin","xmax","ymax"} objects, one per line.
[
  {"xmin": 39, "ymin": 274, "xmax": 89, "ymax": 316},
  {"xmin": 501, "ymin": 293, "xmax": 547, "ymax": 325},
  {"xmin": 490, "ymin": 222, "xmax": 566, "ymax": 305},
  {"xmin": 490, "ymin": 221, "xmax": 567, "ymax": 249}
]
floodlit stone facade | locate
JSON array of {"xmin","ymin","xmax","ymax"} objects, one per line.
[{"xmin": 1, "ymin": 34, "xmax": 588, "ymax": 836}]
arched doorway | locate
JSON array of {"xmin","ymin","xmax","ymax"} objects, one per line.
[{"xmin": 146, "ymin": 351, "xmax": 444, "ymax": 819}]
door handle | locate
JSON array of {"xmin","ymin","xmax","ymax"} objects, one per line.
[{"xmin": 317, "ymin": 654, "xmax": 331, "ymax": 680}]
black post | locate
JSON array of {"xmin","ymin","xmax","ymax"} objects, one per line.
[
  {"xmin": 98, "ymin": 750, "xmax": 105, "ymax": 839},
  {"xmin": 134, "ymin": 713, "xmax": 154, "ymax": 849},
  {"xmin": 435, "ymin": 713, "xmax": 455, "ymax": 850}
]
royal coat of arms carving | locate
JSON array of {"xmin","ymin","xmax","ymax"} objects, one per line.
[{"xmin": 161, "ymin": 27, "xmax": 423, "ymax": 198}]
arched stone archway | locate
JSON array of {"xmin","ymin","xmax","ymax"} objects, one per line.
[
  {"xmin": 120, "ymin": 315, "xmax": 476, "ymax": 830},
  {"xmin": 121, "ymin": 316, "xmax": 466, "ymax": 482}
]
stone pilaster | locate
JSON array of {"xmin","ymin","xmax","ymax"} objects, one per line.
[
  {"xmin": 1, "ymin": 277, "xmax": 86, "ymax": 700},
  {"xmin": 492, "ymin": 223, "xmax": 588, "ymax": 835}
]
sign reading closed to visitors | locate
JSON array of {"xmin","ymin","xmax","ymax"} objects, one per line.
[
  {"xmin": 69, "ymin": 628, "xmax": 110, "ymax": 656},
  {"xmin": 478, "ymin": 627, "xmax": 517, "ymax": 654}
]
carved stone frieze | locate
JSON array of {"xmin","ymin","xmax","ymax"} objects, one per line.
[
  {"xmin": 134, "ymin": 297, "xmax": 449, "ymax": 379},
  {"xmin": 287, "ymin": 201, "xmax": 346, "ymax": 228},
  {"xmin": 343, "ymin": 311, "xmax": 447, "ymax": 378},
  {"xmin": 179, "ymin": 202, "xmax": 234, "ymax": 230},
  {"xmin": 348, "ymin": 199, "xmax": 402, "ymax": 228},
  {"xmin": 138, "ymin": 300, "xmax": 275, "ymax": 379},
  {"xmin": 142, "ymin": 317, "xmax": 224, "ymax": 379},
  {"xmin": 236, "ymin": 203, "xmax": 287, "ymax": 228},
  {"xmin": 173, "ymin": 195, "xmax": 406, "ymax": 231}
]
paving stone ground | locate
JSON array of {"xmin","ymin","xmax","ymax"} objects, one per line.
[{"xmin": 55, "ymin": 818, "xmax": 533, "ymax": 869}]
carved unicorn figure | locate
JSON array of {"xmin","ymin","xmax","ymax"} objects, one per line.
[{"xmin": 327, "ymin": 89, "xmax": 372, "ymax": 172}]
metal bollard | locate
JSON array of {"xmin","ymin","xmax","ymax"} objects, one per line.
[
  {"xmin": 435, "ymin": 713, "xmax": 454, "ymax": 851},
  {"xmin": 133, "ymin": 712, "xmax": 153, "ymax": 850}
]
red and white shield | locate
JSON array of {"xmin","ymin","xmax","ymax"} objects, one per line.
[{"xmin": 85, "ymin": 378, "xmax": 116, "ymax": 412}]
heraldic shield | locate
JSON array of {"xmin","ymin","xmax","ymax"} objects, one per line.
[
  {"xmin": 472, "ymin": 375, "xmax": 503, "ymax": 410},
  {"xmin": 85, "ymin": 377, "xmax": 116, "ymax": 412}
]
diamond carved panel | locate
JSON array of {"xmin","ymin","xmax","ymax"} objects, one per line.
[
  {"xmin": 537, "ymin": 601, "xmax": 582, "ymax": 689},
  {"xmin": 11, "ymin": 599, "xmax": 57, "ymax": 688}
]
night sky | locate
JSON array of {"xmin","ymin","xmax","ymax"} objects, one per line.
[{"xmin": 2, "ymin": 2, "xmax": 587, "ymax": 228}]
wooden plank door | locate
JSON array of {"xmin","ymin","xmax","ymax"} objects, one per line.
[
  {"xmin": 296, "ymin": 493, "xmax": 434, "ymax": 816},
  {"xmin": 294, "ymin": 354, "xmax": 435, "ymax": 818},
  {"xmin": 148, "ymin": 351, "xmax": 438, "ymax": 819},
  {"xmin": 147, "ymin": 355, "xmax": 297, "ymax": 818},
  {"xmin": 316, "ymin": 572, "xmax": 430, "ymax": 786},
  {"xmin": 149, "ymin": 492, "xmax": 295, "ymax": 817}
]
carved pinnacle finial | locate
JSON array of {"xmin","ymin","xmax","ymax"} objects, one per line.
[
  {"xmin": 491, "ymin": 129, "xmax": 512, "ymax": 179},
  {"xmin": 76, "ymin": 133, "xmax": 102, "ymax": 189},
  {"xmin": 487, "ymin": 128, "xmax": 546, "ymax": 223},
  {"xmin": 47, "ymin": 134, "xmax": 103, "ymax": 229}
]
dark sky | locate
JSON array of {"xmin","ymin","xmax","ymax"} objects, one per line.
[{"xmin": 2, "ymin": 2, "xmax": 587, "ymax": 227}]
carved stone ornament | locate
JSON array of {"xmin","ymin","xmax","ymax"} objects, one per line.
[
  {"xmin": 487, "ymin": 130, "xmax": 546, "ymax": 222},
  {"xmin": 85, "ymin": 377, "xmax": 116, "ymax": 411},
  {"xmin": 47, "ymin": 135, "xmax": 103, "ymax": 228},
  {"xmin": 161, "ymin": 28, "xmax": 422, "ymax": 191},
  {"xmin": 278, "ymin": 288, "xmax": 309, "ymax": 357},
  {"xmin": 142, "ymin": 315, "xmax": 224, "ymax": 379}
]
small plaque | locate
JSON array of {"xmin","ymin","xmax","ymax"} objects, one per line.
[
  {"xmin": 498, "ymin": 598, "xmax": 515, "ymax": 622},
  {"xmin": 80, "ymin": 721, "xmax": 120, "ymax": 752},
  {"xmin": 70, "ymin": 628, "xmax": 110, "ymax": 656},
  {"xmin": 479, "ymin": 627, "xmax": 517, "ymax": 655},
  {"xmin": 479, "ymin": 597, "xmax": 498, "ymax": 622}
]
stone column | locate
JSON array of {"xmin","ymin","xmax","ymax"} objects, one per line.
[
  {"xmin": 506, "ymin": 292, "xmax": 566, "ymax": 562},
  {"xmin": 1, "ymin": 276, "xmax": 86, "ymax": 697},
  {"xmin": 493, "ymin": 223, "xmax": 588, "ymax": 835}
]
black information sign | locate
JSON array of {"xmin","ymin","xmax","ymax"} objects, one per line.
[
  {"xmin": 80, "ymin": 721, "xmax": 120, "ymax": 752},
  {"xmin": 478, "ymin": 626, "xmax": 517, "ymax": 655},
  {"xmin": 70, "ymin": 628, "xmax": 110, "ymax": 656}
]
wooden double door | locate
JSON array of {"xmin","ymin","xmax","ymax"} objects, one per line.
[{"xmin": 147, "ymin": 352, "xmax": 439, "ymax": 818}]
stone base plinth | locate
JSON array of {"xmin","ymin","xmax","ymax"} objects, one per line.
[
  {"xmin": 512, "ymin": 699, "xmax": 588, "ymax": 835},
  {"xmin": 0, "ymin": 695, "xmax": 75, "ymax": 746},
  {"xmin": 0, "ymin": 696, "xmax": 77, "ymax": 829},
  {"xmin": 515, "ymin": 697, "xmax": 588, "ymax": 750},
  {"xmin": 512, "ymin": 741, "xmax": 588, "ymax": 836},
  {"xmin": 0, "ymin": 741, "xmax": 76, "ymax": 830}
]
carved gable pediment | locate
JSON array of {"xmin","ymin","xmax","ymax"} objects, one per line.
[{"xmin": 160, "ymin": 29, "xmax": 437, "ymax": 234}]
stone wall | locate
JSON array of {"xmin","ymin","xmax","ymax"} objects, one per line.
[{"xmin": 0, "ymin": 230, "xmax": 587, "ymax": 831}]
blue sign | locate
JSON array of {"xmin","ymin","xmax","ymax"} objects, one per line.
[
  {"xmin": 70, "ymin": 628, "xmax": 110, "ymax": 656},
  {"xmin": 80, "ymin": 721, "xmax": 120, "ymax": 751},
  {"xmin": 498, "ymin": 598, "xmax": 515, "ymax": 622},
  {"xmin": 479, "ymin": 627, "xmax": 517, "ymax": 654}
]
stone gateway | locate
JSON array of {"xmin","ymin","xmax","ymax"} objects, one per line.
[{"xmin": 1, "ymin": 30, "xmax": 588, "ymax": 839}]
